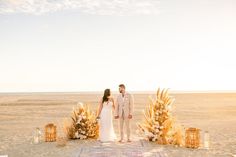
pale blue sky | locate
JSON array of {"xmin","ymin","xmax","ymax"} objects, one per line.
[{"xmin": 0, "ymin": 0, "xmax": 236, "ymax": 92}]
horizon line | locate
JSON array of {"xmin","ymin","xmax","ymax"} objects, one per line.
[{"xmin": 1, "ymin": 90, "xmax": 236, "ymax": 95}]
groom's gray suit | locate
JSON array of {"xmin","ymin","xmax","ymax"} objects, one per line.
[{"xmin": 115, "ymin": 92, "xmax": 134, "ymax": 140}]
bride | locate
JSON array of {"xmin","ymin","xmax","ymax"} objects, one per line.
[{"xmin": 96, "ymin": 89, "xmax": 117, "ymax": 142}]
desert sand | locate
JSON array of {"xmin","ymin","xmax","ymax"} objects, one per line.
[{"xmin": 0, "ymin": 92, "xmax": 236, "ymax": 157}]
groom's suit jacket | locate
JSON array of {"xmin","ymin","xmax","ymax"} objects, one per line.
[{"xmin": 115, "ymin": 92, "xmax": 134, "ymax": 118}]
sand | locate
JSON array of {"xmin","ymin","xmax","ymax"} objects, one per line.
[{"xmin": 0, "ymin": 92, "xmax": 236, "ymax": 157}]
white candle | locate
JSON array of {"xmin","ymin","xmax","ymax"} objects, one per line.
[
  {"xmin": 32, "ymin": 127, "xmax": 42, "ymax": 144},
  {"xmin": 204, "ymin": 131, "xmax": 210, "ymax": 149},
  {"xmin": 33, "ymin": 136, "xmax": 39, "ymax": 144}
]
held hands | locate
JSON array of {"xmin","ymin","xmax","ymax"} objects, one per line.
[
  {"xmin": 128, "ymin": 114, "xmax": 132, "ymax": 119},
  {"xmin": 114, "ymin": 116, "xmax": 119, "ymax": 119}
]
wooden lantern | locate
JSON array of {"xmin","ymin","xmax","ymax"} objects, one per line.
[
  {"xmin": 185, "ymin": 127, "xmax": 200, "ymax": 148},
  {"xmin": 45, "ymin": 123, "xmax": 57, "ymax": 142}
]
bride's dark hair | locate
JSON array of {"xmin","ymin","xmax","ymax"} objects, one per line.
[{"xmin": 102, "ymin": 89, "xmax": 111, "ymax": 103}]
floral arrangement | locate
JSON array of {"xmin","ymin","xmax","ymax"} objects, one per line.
[
  {"xmin": 137, "ymin": 88, "xmax": 183, "ymax": 146},
  {"xmin": 64, "ymin": 103, "xmax": 99, "ymax": 140}
]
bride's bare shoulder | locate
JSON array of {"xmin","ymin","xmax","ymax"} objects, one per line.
[{"xmin": 108, "ymin": 97, "xmax": 114, "ymax": 101}]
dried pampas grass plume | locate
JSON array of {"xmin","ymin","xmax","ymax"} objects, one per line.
[
  {"xmin": 63, "ymin": 102, "xmax": 99, "ymax": 140},
  {"xmin": 137, "ymin": 88, "xmax": 183, "ymax": 146}
]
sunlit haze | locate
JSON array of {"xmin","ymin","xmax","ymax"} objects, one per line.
[{"xmin": 0, "ymin": 0, "xmax": 236, "ymax": 92}]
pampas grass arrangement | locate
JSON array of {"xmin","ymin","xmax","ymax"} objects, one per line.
[
  {"xmin": 137, "ymin": 88, "xmax": 183, "ymax": 146},
  {"xmin": 64, "ymin": 102, "xmax": 99, "ymax": 140}
]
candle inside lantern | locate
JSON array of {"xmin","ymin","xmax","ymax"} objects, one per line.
[
  {"xmin": 33, "ymin": 127, "xmax": 42, "ymax": 144},
  {"xmin": 204, "ymin": 131, "xmax": 210, "ymax": 149},
  {"xmin": 34, "ymin": 136, "xmax": 39, "ymax": 144}
]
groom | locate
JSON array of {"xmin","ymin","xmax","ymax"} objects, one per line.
[{"xmin": 115, "ymin": 84, "xmax": 134, "ymax": 142}]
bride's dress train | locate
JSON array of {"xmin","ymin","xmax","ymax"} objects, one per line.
[{"xmin": 99, "ymin": 101, "xmax": 117, "ymax": 142}]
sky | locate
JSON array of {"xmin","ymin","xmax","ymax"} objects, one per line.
[{"xmin": 0, "ymin": 0, "xmax": 236, "ymax": 92}]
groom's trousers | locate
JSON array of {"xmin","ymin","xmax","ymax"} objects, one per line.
[{"xmin": 119, "ymin": 109, "xmax": 131, "ymax": 140}]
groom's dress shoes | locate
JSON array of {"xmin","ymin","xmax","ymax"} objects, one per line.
[{"xmin": 118, "ymin": 139, "xmax": 124, "ymax": 143}]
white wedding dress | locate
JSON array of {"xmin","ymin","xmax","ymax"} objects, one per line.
[{"xmin": 99, "ymin": 101, "xmax": 117, "ymax": 142}]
